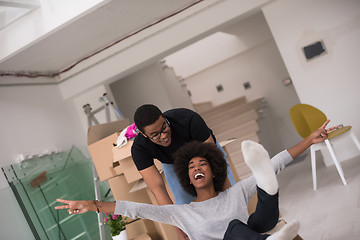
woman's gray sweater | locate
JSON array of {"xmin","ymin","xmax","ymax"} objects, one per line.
[{"xmin": 114, "ymin": 150, "xmax": 293, "ymax": 240}]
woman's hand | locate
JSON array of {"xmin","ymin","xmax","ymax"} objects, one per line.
[
  {"xmin": 287, "ymin": 120, "xmax": 338, "ymax": 158},
  {"xmin": 309, "ymin": 120, "xmax": 338, "ymax": 144},
  {"xmin": 55, "ymin": 199, "xmax": 92, "ymax": 214}
]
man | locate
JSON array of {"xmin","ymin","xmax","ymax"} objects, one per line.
[{"xmin": 131, "ymin": 104, "xmax": 236, "ymax": 239}]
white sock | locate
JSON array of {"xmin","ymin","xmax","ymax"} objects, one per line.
[
  {"xmin": 267, "ymin": 220, "xmax": 300, "ymax": 240},
  {"xmin": 241, "ymin": 140, "xmax": 278, "ymax": 195}
]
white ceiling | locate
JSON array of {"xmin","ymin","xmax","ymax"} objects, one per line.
[{"xmin": 0, "ymin": 0, "xmax": 199, "ymax": 83}]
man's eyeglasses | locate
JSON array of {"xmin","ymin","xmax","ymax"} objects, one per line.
[{"xmin": 146, "ymin": 118, "xmax": 170, "ymax": 141}]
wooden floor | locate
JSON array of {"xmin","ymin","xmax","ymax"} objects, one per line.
[{"xmin": 277, "ymin": 153, "xmax": 360, "ymax": 240}]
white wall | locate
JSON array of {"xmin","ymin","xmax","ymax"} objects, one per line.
[
  {"xmin": 109, "ymin": 62, "xmax": 193, "ymax": 123},
  {"xmin": 165, "ymin": 13, "xmax": 302, "ymax": 154},
  {"xmin": 0, "ymin": 0, "xmax": 107, "ymax": 62},
  {"xmin": 0, "ymin": 85, "xmax": 86, "ymax": 170},
  {"xmin": 58, "ymin": 0, "xmax": 272, "ymax": 99},
  {"xmin": 185, "ymin": 39, "xmax": 301, "ymax": 151},
  {"xmin": 164, "ymin": 12, "xmax": 274, "ymax": 78},
  {"xmin": 2, "ymin": 0, "xmax": 360, "ymax": 235},
  {"xmin": 165, "ymin": 32, "xmax": 250, "ymax": 78},
  {"xmin": 0, "ymin": 188, "xmax": 34, "ymax": 240},
  {"xmin": 0, "ymin": 84, "xmax": 87, "ymax": 238},
  {"xmin": 159, "ymin": 63, "xmax": 194, "ymax": 110},
  {"xmin": 263, "ymin": 0, "xmax": 360, "ymax": 162},
  {"xmin": 185, "ymin": 40, "xmax": 288, "ymax": 104},
  {"xmin": 72, "ymin": 84, "xmax": 122, "ymax": 134}
]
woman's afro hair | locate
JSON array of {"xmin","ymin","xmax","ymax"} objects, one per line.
[{"xmin": 173, "ymin": 141, "xmax": 228, "ymax": 197}]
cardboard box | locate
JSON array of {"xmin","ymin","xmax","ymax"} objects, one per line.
[
  {"xmin": 126, "ymin": 220, "xmax": 149, "ymax": 239},
  {"xmin": 87, "ymin": 119, "xmax": 129, "ymax": 145},
  {"xmin": 112, "ymin": 141, "xmax": 141, "ymax": 183},
  {"xmin": 127, "ymin": 219, "xmax": 161, "ymax": 240},
  {"xmin": 87, "ymin": 119, "xmax": 129, "ymax": 181},
  {"xmin": 107, "ymin": 175, "xmax": 163, "ymax": 240},
  {"xmin": 112, "ymin": 142, "xmax": 163, "ymax": 184},
  {"xmin": 109, "ymin": 159, "xmax": 174, "ymax": 240},
  {"xmin": 131, "ymin": 233, "xmax": 152, "ymax": 240},
  {"xmin": 107, "ymin": 174, "xmax": 152, "ymax": 203},
  {"xmin": 112, "ymin": 140, "xmax": 133, "ymax": 181},
  {"xmin": 88, "ymin": 120, "xmax": 172, "ymax": 240},
  {"xmin": 112, "ymin": 140, "xmax": 133, "ymax": 160},
  {"xmin": 125, "ymin": 218, "xmax": 159, "ymax": 240}
]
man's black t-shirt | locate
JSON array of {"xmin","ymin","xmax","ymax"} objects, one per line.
[{"xmin": 131, "ymin": 108, "xmax": 216, "ymax": 171}]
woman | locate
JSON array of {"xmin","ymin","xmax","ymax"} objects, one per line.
[{"xmin": 56, "ymin": 121, "xmax": 335, "ymax": 240}]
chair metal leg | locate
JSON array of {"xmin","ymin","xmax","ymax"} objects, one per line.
[
  {"xmin": 325, "ymin": 139, "xmax": 347, "ymax": 186},
  {"xmin": 310, "ymin": 146, "xmax": 317, "ymax": 190},
  {"xmin": 350, "ymin": 131, "xmax": 360, "ymax": 152}
]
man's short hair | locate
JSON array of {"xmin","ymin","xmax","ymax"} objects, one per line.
[
  {"xmin": 134, "ymin": 104, "xmax": 163, "ymax": 132},
  {"xmin": 173, "ymin": 141, "xmax": 228, "ymax": 197}
]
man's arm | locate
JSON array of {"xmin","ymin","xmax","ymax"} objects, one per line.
[
  {"xmin": 140, "ymin": 165, "xmax": 173, "ymax": 205},
  {"xmin": 204, "ymin": 135, "xmax": 215, "ymax": 143}
]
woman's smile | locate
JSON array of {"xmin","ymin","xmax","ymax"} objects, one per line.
[
  {"xmin": 194, "ymin": 173, "xmax": 205, "ymax": 180},
  {"xmin": 188, "ymin": 157, "xmax": 213, "ymax": 187}
]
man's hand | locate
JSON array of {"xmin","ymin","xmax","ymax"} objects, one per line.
[
  {"xmin": 140, "ymin": 165, "xmax": 173, "ymax": 205},
  {"xmin": 309, "ymin": 119, "xmax": 338, "ymax": 144}
]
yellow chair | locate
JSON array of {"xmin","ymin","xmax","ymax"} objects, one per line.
[{"xmin": 289, "ymin": 104, "xmax": 360, "ymax": 190}]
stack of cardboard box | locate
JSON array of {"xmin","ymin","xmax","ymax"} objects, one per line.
[{"xmin": 87, "ymin": 120, "xmax": 175, "ymax": 240}]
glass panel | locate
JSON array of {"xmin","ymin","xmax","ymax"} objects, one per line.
[{"xmin": 2, "ymin": 146, "xmax": 114, "ymax": 240}]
